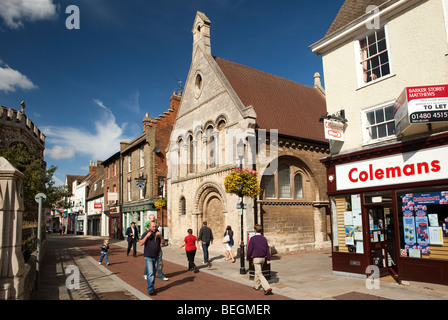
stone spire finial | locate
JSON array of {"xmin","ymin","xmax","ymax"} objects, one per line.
[{"xmin": 192, "ymin": 11, "xmax": 211, "ymax": 57}]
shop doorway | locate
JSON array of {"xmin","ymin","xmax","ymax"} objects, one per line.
[{"xmin": 366, "ymin": 204, "xmax": 397, "ymax": 276}]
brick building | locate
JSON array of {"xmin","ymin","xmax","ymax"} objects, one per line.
[
  {"xmin": 102, "ymin": 151, "xmax": 121, "ymax": 239},
  {"xmin": 166, "ymin": 12, "xmax": 330, "ymax": 254},
  {"xmin": 120, "ymin": 92, "xmax": 181, "ymax": 238}
]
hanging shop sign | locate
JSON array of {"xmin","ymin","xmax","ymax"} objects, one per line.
[
  {"xmin": 323, "ymin": 119, "xmax": 344, "ymax": 141},
  {"xmin": 335, "ymin": 145, "xmax": 448, "ymax": 191},
  {"xmin": 394, "ymin": 84, "xmax": 448, "ymax": 135}
]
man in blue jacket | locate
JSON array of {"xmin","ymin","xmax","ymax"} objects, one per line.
[{"xmin": 246, "ymin": 224, "xmax": 272, "ymax": 295}]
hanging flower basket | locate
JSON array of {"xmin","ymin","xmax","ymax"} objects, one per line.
[
  {"xmin": 224, "ymin": 167, "xmax": 261, "ymax": 198},
  {"xmin": 154, "ymin": 197, "xmax": 167, "ymax": 209}
]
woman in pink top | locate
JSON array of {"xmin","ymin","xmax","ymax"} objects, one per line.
[{"xmin": 180, "ymin": 229, "xmax": 200, "ymax": 273}]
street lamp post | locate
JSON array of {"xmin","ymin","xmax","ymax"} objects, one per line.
[
  {"xmin": 160, "ymin": 177, "xmax": 165, "ymax": 238},
  {"xmin": 237, "ymin": 139, "xmax": 246, "ymax": 274},
  {"xmin": 35, "ymin": 193, "xmax": 47, "ymax": 290}
]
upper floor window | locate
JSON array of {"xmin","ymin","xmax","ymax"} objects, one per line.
[
  {"xmin": 128, "ymin": 154, "xmax": 132, "ymax": 172},
  {"xmin": 359, "ymin": 27, "xmax": 390, "ymax": 84},
  {"xmin": 140, "ymin": 146, "xmax": 144, "ymax": 167},
  {"xmin": 362, "ymin": 103, "xmax": 396, "ymax": 144}
]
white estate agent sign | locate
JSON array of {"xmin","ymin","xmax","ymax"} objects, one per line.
[
  {"xmin": 335, "ymin": 145, "xmax": 448, "ymax": 191},
  {"xmin": 394, "ymin": 84, "xmax": 448, "ymax": 135}
]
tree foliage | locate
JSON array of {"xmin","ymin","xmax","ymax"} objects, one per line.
[{"xmin": 0, "ymin": 143, "xmax": 72, "ymax": 220}]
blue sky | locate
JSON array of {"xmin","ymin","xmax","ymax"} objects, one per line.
[{"xmin": 0, "ymin": 0, "xmax": 343, "ymax": 185}]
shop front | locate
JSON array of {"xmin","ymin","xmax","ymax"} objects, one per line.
[
  {"xmin": 322, "ymin": 132, "xmax": 448, "ymax": 285},
  {"xmin": 122, "ymin": 200, "xmax": 157, "ymax": 238},
  {"xmin": 107, "ymin": 205, "xmax": 122, "ymax": 239}
]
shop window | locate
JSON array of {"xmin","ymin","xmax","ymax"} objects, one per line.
[
  {"xmin": 331, "ymin": 194, "xmax": 364, "ymax": 254},
  {"xmin": 398, "ymin": 187, "xmax": 448, "ymax": 260}
]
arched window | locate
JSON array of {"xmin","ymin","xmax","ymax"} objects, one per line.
[
  {"xmin": 294, "ymin": 174, "xmax": 303, "ymax": 198},
  {"xmin": 278, "ymin": 164, "xmax": 291, "ymax": 198},
  {"xmin": 180, "ymin": 197, "xmax": 186, "ymax": 215},
  {"xmin": 188, "ymin": 135, "xmax": 194, "ymax": 174},
  {"xmin": 206, "ymin": 126, "xmax": 216, "ymax": 169},
  {"xmin": 262, "ymin": 162, "xmax": 308, "ymax": 200},
  {"xmin": 264, "ymin": 174, "xmax": 276, "ymax": 198}
]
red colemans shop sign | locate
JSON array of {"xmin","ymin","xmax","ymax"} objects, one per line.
[{"xmin": 335, "ymin": 145, "xmax": 448, "ymax": 191}]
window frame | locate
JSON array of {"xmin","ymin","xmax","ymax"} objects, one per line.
[
  {"xmin": 354, "ymin": 24, "xmax": 393, "ymax": 88},
  {"xmin": 262, "ymin": 163, "xmax": 307, "ymax": 200},
  {"xmin": 361, "ymin": 101, "xmax": 397, "ymax": 145}
]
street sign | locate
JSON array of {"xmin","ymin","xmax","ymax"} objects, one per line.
[
  {"xmin": 236, "ymin": 203, "xmax": 247, "ymax": 209},
  {"xmin": 35, "ymin": 193, "xmax": 47, "ymax": 203}
]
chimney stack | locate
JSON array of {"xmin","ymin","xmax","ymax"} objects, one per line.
[
  {"xmin": 89, "ymin": 160, "xmax": 97, "ymax": 175},
  {"xmin": 143, "ymin": 113, "xmax": 152, "ymax": 132}
]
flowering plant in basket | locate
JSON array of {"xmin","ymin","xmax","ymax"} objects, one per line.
[
  {"xmin": 154, "ymin": 197, "xmax": 167, "ymax": 209},
  {"xmin": 224, "ymin": 167, "xmax": 261, "ymax": 198}
]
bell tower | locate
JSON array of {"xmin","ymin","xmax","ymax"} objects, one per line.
[{"xmin": 192, "ymin": 11, "xmax": 211, "ymax": 57}]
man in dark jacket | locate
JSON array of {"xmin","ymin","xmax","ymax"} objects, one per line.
[
  {"xmin": 247, "ymin": 224, "xmax": 272, "ymax": 295},
  {"xmin": 139, "ymin": 221, "xmax": 165, "ymax": 295},
  {"xmin": 126, "ymin": 222, "xmax": 138, "ymax": 257},
  {"xmin": 198, "ymin": 221, "xmax": 213, "ymax": 266}
]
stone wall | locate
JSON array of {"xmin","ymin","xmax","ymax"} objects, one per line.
[{"xmin": 0, "ymin": 105, "xmax": 45, "ymax": 157}]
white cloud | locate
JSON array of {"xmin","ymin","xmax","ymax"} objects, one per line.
[
  {"xmin": 0, "ymin": 61, "xmax": 37, "ymax": 92},
  {"xmin": 0, "ymin": 0, "xmax": 58, "ymax": 29},
  {"xmin": 42, "ymin": 100, "xmax": 133, "ymax": 161},
  {"xmin": 45, "ymin": 145, "xmax": 75, "ymax": 160}
]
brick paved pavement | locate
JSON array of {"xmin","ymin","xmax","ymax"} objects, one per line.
[
  {"xmin": 32, "ymin": 234, "xmax": 290, "ymax": 300},
  {"xmin": 69, "ymin": 236, "xmax": 290, "ymax": 300},
  {"xmin": 31, "ymin": 234, "xmax": 448, "ymax": 302}
]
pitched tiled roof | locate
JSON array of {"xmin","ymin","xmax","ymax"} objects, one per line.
[
  {"xmin": 326, "ymin": 0, "xmax": 390, "ymax": 36},
  {"xmin": 214, "ymin": 57, "xmax": 327, "ymax": 143},
  {"xmin": 66, "ymin": 174, "xmax": 86, "ymax": 192}
]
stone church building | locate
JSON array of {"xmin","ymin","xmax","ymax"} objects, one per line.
[{"xmin": 166, "ymin": 12, "xmax": 330, "ymax": 254}]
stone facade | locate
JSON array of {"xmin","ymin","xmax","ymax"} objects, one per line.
[{"xmin": 167, "ymin": 12, "xmax": 330, "ymax": 254}]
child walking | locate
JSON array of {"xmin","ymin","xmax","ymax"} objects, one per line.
[{"xmin": 99, "ymin": 239, "xmax": 110, "ymax": 266}]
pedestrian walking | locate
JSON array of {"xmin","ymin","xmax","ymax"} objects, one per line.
[
  {"xmin": 126, "ymin": 222, "xmax": 139, "ymax": 257},
  {"xmin": 99, "ymin": 239, "xmax": 110, "ymax": 266},
  {"xmin": 223, "ymin": 225, "xmax": 235, "ymax": 263},
  {"xmin": 180, "ymin": 229, "xmax": 200, "ymax": 273},
  {"xmin": 198, "ymin": 221, "xmax": 213, "ymax": 266},
  {"xmin": 143, "ymin": 216, "xmax": 169, "ymax": 282},
  {"xmin": 139, "ymin": 221, "xmax": 165, "ymax": 296},
  {"xmin": 246, "ymin": 224, "xmax": 272, "ymax": 295}
]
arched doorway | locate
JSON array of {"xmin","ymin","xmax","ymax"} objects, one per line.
[
  {"xmin": 203, "ymin": 193, "xmax": 225, "ymax": 237},
  {"xmin": 195, "ymin": 181, "xmax": 227, "ymax": 237}
]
